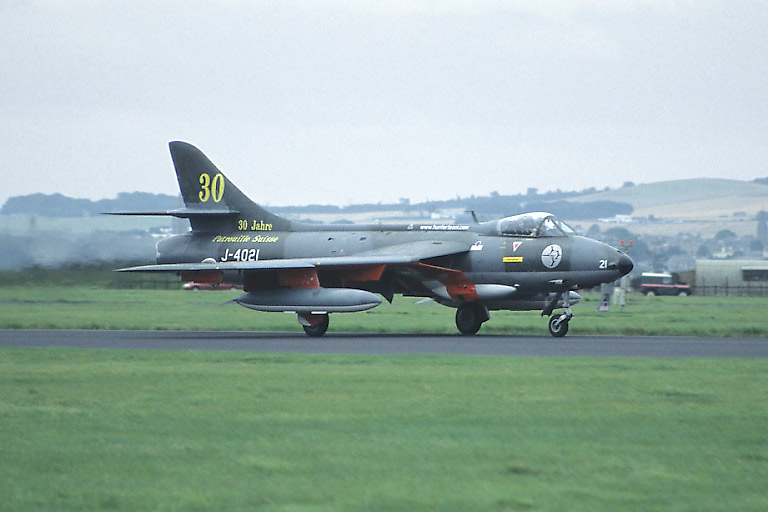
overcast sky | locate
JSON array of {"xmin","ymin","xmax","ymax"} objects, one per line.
[{"xmin": 1, "ymin": 1, "xmax": 766, "ymax": 208}]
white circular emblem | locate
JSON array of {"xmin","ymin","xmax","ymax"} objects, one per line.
[{"xmin": 541, "ymin": 244, "xmax": 563, "ymax": 269}]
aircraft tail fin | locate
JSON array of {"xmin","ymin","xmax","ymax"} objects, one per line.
[{"xmin": 168, "ymin": 141, "xmax": 292, "ymax": 232}]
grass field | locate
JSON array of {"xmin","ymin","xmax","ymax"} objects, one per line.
[
  {"xmin": 2, "ymin": 270, "xmax": 767, "ymax": 510},
  {"xmin": 1, "ymin": 283, "xmax": 767, "ymax": 337},
  {"xmin": 1, "ymin": 349, "xmax": 766, "ymax": 511}
]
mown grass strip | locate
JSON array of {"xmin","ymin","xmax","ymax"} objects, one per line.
[
  {"xmin": 1, "ymin": 285, "xmax": 767, "ymax": 337},
  {"xmin": 1, "ymin": 348, "xmax": 766, "ymax": 511}
]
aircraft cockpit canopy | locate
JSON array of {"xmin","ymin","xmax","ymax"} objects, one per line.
[{"xmin": 497, "ymin": 212, "xmax": 576, "ymax": 237}]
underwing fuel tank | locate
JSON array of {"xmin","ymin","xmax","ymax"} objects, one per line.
[{"xmin": 233, "ymin": 288, "xmax": 382, "ymax": 313}]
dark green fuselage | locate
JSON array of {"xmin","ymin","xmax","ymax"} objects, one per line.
[{"xmin": 158, "ymin": 221, "xmax": 628, "ymax": 310}]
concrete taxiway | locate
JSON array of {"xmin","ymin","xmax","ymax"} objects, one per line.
[{"xmin": 1, "ymin": 330, "xmax": 767, "ymax": 358}]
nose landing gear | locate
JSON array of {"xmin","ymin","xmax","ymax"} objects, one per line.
[
  {"xmin": 548, "ymin": 312, "xmax": 572, "ymax": 337},
  {"xmin": 543, "ymin": 290, "xmax": 575, "ymax": 337}
]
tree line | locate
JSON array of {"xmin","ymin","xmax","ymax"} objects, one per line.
[{"xmin": 1, "ymin": 190, "xmax": 631, "ymax": 221}]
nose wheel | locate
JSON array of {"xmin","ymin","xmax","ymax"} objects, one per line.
[
  {"xmin": 543, "ymin": 290, "xmax": 575, "ymax": 337},
  {"xmin": 548, "ymin": 314, "xmax": 570, "ymax": 337}
]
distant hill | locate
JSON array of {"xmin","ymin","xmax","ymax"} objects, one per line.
[
  {"xmin": 0, "ymin": 190, "xmax": 631, "ymax": 221},
  {"xmin": 3, "ymin": 177, "xmax": 766, "ymax": 222},
  {"xmin": 571, "ymin": 178, "xmax": 768, "ymax": 210}
]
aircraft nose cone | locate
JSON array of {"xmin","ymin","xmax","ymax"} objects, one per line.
[{"xmin": 618, "ymin": 254, "xmax": 634, "ymax": 276}]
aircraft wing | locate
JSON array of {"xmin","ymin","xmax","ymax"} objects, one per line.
[
  {"xmin": 106, "ymin": 208, "xmax": 239, "ymax": 218},
  {"xmin": 117, "ymin": 257, "xmax": 398, "ymax": 273},
  {"xmin": 116, "ymin": 239, "xmax": 485, "ymax": 304},
  {"xmin": 116, "ymin": 240, "xmax": 470, "ymax": 273},
  {"xmin": 351, "ymin": 240, "xmax": 470, "ymax": 261}
]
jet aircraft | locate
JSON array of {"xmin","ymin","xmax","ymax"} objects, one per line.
[{"xmin": 114, "ymin": 142, "xmax": 634, "ymax": 337}]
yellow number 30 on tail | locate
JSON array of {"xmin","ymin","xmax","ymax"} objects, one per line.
[{"xmin": 198, "ymin": 173, "xmax": 224, "ymax": 202}]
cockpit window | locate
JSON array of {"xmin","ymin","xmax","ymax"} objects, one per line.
[
  {"xmin": 538, "ymin": 217, "xmax": 560, "ymax": 237},
  {"xmin": 497, "ymin": 215, "xmax": 540, "ymax": 236},
  {"xmin": 497, "ymin": 212, "xmax": 574, "ymax": 237},
  {"xmin": 558, "ymin": 219, "xmax": 576, "ymax": 235}
]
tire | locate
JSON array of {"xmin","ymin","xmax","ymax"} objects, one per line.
[
  {"xmin": 455, "ymin": 303, "xmax": 482, "ymax": 335},
  {"xmin": 645, "ymin": 290, "xmax": 655, "ymax": 297},
  {"xmin": 548, "ymin": 315, "xmax": 569, "ymax": 337},
  {"xmin": 302, "ymin": 315, "xmax": 330, "ymax": 337},
  {"xmin": 677, "ymin": 291, "xmax": 688, "ymax": 297}
]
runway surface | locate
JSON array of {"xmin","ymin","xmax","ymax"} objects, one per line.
[{"xmin": 2, "ymin": 330, "xmax": 767, "ymax": 357}]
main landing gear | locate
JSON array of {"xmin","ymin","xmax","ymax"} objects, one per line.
[
  {"xmin": 455, "ymin": 302, "xmax": 490, "ymax": 335},
  {"xmin": 299, "ymin": 313, "xmax": 329, "ymax": 337}
]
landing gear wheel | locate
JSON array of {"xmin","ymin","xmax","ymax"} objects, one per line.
[
  {"xmin": 548, "ymin": 315, "xmax": 569, "ymax": 337},
  {"xmin": 302, "ymin": 315, "xmax": 329, "ymax": 337},
  {"xmin": 456, "ymin": 303, "xmax": 484, "ymax": 335}
]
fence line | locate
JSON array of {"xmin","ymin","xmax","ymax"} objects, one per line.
[{"xmin": 695, "ymin": 285, "xmax": 768, "ymax": 297}]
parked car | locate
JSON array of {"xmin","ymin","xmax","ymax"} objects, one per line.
[
  {"xmin": 632, "ymin": 272, "xmax": 692, "ymax": 296},
  {"xmin": 182, "ymin": 282, "xmax": 243, "ymax": 291}
]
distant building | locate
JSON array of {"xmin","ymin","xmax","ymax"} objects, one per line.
[{"xmin": 695, "ymin": 259, "xmax": 768, "ymax": 296}]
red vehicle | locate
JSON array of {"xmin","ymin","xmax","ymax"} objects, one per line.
[
  {"xmin": 634, "ymin": 272, "xmax": 692, "ymax": 296},
  {"xmin": 182, "ymin": 282, "xmax": 243, "ymax": 291}
]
